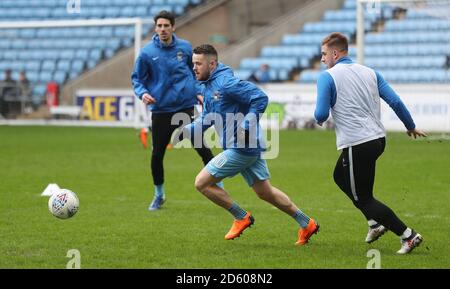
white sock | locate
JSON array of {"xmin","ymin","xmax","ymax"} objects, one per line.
[
  {"xmin": 368, "ymin": 219, "xmax": 378, "ymax": 227},
  {"xmin": 401, "ymin": 228, "xmax": 413, "ymax": 240}
]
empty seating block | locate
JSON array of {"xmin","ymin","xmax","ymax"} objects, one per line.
[
  {"xmin": 0, "ymin": 0, "xmax": 204, "ymax": 104},
  {"xmin": 299, "ymin": 0, "xmax": 450, "ymax": 84}
]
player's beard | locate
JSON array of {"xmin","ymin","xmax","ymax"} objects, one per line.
[{"xmin": 196, "ymin": 70, "xmax": 210, "ymax": 81}]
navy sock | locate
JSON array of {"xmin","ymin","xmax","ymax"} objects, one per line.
[
  {"xmin": 292, "ymin": 209, "xmax": 311, "ymax": 228},
  {"xmin": 228, "ymin": 203, "xmax": 247, "ymax": 220}
]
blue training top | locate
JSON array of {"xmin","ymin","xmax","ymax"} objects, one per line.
[{"xmin": 188, "ymin": 63, "xmax": 268, "ymax": 155}]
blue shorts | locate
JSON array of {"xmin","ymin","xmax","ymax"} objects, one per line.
[{"xmin": 206, "ymin": 149, "xmax": 270, "ymax": 187}]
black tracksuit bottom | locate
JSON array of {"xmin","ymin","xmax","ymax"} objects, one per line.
[
  {"xmin": 333, "ymin": 137, "xmax": 407, "ymax": 236},
  {"xmin": 151, "ymin": 107, "xmax": 214, "ymax": 186}
]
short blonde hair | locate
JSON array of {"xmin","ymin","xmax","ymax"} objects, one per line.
[{"xmin": 322, "ymin": 32, "xmax": 348, "ymax": 52}]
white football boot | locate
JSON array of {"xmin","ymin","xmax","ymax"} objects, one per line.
[
  {"xmin": 365, "ymin": 225, "xmax": 388, "ymax": 243},
  {"xmin": 397, "ymin": 233, "xmax": 423, "ymax": 254}
]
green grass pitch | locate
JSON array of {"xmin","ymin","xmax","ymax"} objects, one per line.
[{"xmin": 1, "ymin": 126, "xmax": 449, "ymax": 268}]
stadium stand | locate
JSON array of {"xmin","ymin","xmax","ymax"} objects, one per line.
[
  {"xmin": 0, "ymin": 0, "xmax": 203, "ymax": 112},
  {"xmin": 235, "ymin": 0, "xmax": 390, "ymax": 82},
  {"xmin": 234, "ymin": 0, "xmax": 450, "ymax": 84},
  {"xmin": 1, "ymin": 0, "xmax": 448, "ymax": 118}
]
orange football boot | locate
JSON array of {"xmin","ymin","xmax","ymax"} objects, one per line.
[
  {"xmin": 295, "ymin": 219, "xmax": 320, "ymax": 245},
  {"xmin": 224, "ymin": 212, "xmax": 254, "ymax": 240},
  {"xmin": 139, "ymin": 128, "xmax": 148, "ymax": 149}
]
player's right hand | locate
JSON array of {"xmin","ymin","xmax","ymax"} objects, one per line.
[{"xmin": 142, "ymin": 93, "xmax": 156, "ymax": 105}]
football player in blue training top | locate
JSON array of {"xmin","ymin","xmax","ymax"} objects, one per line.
[
  {"xmin": 131, "ymin": 11, "xmax": 217, "ymax": 211},
  {"xmin": 177, "ymin": 44, "xmax": 319, "ymax": 244}
]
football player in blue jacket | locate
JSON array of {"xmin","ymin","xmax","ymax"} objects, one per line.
[
  {"xmin": 132, "ymin": 11, "xmax": 215, "ymax": 211},
  {"xmin": 182, "ymin": 44, "xmax": 319, "ymax": 244}
]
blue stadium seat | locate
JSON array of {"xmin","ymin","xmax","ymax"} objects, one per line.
[
  {"xmin": 11, "ymin": 61, "xmax": 26, "ymax": 71},
  {"xmin": 173, "ymin": 5, "xmax": 186, "ymax": 15},
  {"xmin": 104, "ymin": 7, "xmax": 121, "ymax": 18},
  {"xmin": 75, "ymin": 50, "xmax": 90, "ymax": 61},
  {"xmin": 343, "ymin": 0, "xmax": 356, "ymax": 10},
  {"xmin": 153, "ymin": 0, "xmax": 167, "ymax": 5},
  {"xmin": 53, "ymin": 71, "xmax": 67, "ymax": 84},
  {"xmin": 0, "ymin": 40, "xmax": 11, "ymax": 49},
  {"xmin": 168, "ymin": 0, "xmax": 191, "ymax": 5},
  {"xmin": 93, "ymin": 39, "xmax": 108, "ymax": 49},
  {"xmin": 365, "ymin": 56, "xmax": 447, "ymax": 70},
  {"xmin": 50, "ymin": 8, "xmax": 66, "ymax": 19},
  {"xmin": 150, "ymin": 6, "xmax": 174, "ymax": 16},
  {"xmin": 32, "ymin": 84, "xmax": 47, "ymax": 104},
  {"xmin": 26, "ymin": 71, "xmax": 40, "ymax": 83},
  {"xmin": 39, "ymin": 71, "xmax": 53, "ymax": 83},
  {"xmin": 261, "ymin": 46, "xmax": 319, "ymax": 58},
  {"xmin": 299, "ymin": 70, "xmax": 320, "ymax": 83},
  {"xmin": 278, "ymin": 69, "xmax": 290, "ymax": 81},
  {"xmin": 299, "ymin": 57, "xmax": 311, "ymax": 69},
  {"xmin": 87, "ymin": 60, "xmax": 99, "ymax": 70},
  {"xmin": 57, "ymin": 60, "xmax": 71, "ymax": 71},
  {"xmin": 69, "ymin": 72, "xmax": 80, "ymax": 80},
  {"xmin": 71, "ymin": 60, "xmax": 85, "ymax": 74},
  {"xmin": 90, "ymin": 49, "xmax": 103, "ymax": 61},
  {"xmin": 323, "ymin": 10, "xmax": 378, "ymax": 22},
  {"xmin": 22, "ymin": 50, "xmax": 41, "ymax": 61},
  {"xmin": 105, "ymin": 49, "xmax": 115, "ymax": 59},
  {"xmin": 60, "ymin": 50, "xmax": 76, "ymax": 60},
  {"xmin": 34, "ymin": 8, "xmax": 51, "ymax": 19},
  {"xmin": 19, "ymin": 29, "xmax": 36, "ymax": 39},
  {"xmin": 0, "ymin": 61, "xmax": 12, "ymax": 70},
  {"xmin": 41, "ymin": 60, "xmax": 56, "ymax": 72},
  {"xmin": 41, "ymin": 50, "xmax": 59, "ymax": 60},
  {"xmin": 25, "ymin": 61, "xmax": 41, "ymax": 71},
  {"xmin": 12, "ymin": 40, "xmax": 27, "ymax": 49},
  {"xmin": 86, "ymin": 8, "xmax": 104, "ymax": 18},
  {"xmin": 234, "ymin": 69, "xmax": 252, "ymax": 81},
  {"xmin": 120, "ymin": 7, "xmax": 135, "ymax": 18}
]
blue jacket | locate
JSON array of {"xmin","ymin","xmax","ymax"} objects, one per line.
[
  {"xmin": 131, "ymin": 34, "xmax": 198, "ymax": 113},
  {"xmin": 189, "ymin": 63, "xmax": 268, "ymax": 155}
]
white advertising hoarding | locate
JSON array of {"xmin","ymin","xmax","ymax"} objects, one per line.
[
  {"xmin": 260, "ymin": 84, "xmax": 450, "ymax": 132},
  {"xmin": 75, "ymin": 84, "xmax": 450, "ymax": 132}
]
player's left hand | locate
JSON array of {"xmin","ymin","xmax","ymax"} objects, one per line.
[
  {"xmin": 142, "ymin": 93, "xmax": 156, "ymax": 105},
  {"xmin": 407, "ymin": 128, "xmax": 427, "ymax": 139}
]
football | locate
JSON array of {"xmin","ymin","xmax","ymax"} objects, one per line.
[{"xmin": 48, "ymin": 189, "xmax": 79, "ymax": 219}]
